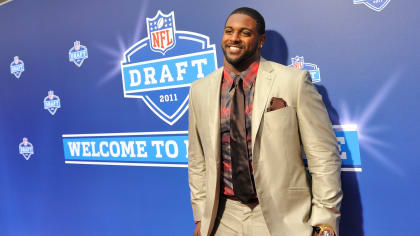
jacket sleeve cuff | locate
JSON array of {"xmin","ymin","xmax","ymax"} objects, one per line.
[{"xmin": 309, "ymin": 205, "xmax": 340, "ymax": 236}]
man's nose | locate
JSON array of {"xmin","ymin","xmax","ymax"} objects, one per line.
[{"xmin": 230, "ymin": 32, "xmax": 240, "ymax": 43}]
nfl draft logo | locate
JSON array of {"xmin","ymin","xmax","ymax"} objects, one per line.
[
  {"xmin": 69, "ymin": 41, "xmax": 88, "ymax": 67},
  {"xmin": 353, "ymin": 0, "xmax": 390, "ymax": 12},
  {"xmin": 19, "ymin": 137, "xmax": 34, "ymax": 160},
  {"xmin": 10, "ymin": 56, "xmax": 24, "ymax": 79},
  {"xmin": 147, "ymin": 11, "xmax": 176, "ymax": 55},
  {"xmin": 121, "ymin": 10, "xmax": 217, "ymax": 125},
  {"xmin": 44, "ymin": 90, "xmax": 61, "ymax": 115},
  {"xmin": 289, "ymin": 56, "xmax": 321, "ymax": 83}
]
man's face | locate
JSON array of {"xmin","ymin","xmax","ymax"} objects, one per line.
[{"xmin": 222, "ymin": 13, "xmax": 264, "ymax": 68}]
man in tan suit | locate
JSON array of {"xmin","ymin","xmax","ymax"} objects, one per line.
[{"xmin": 188, "ymin": 7, "xmax": 342, "ymax": 236}]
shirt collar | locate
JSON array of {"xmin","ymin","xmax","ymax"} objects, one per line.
[{"xmin": 223, "ymin": 60, "xmax": 260, "ymax": 91}]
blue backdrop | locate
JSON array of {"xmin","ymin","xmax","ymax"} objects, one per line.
[{"xmin": 1, "ymin": 0, "xmax": 419, "ymax": 235}]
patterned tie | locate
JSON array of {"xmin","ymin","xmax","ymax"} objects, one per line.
[{"xmin": 230, "ymin": 77, "xmax": 254, "ymax": 203}]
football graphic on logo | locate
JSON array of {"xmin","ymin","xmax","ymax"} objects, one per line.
[{"xmin": 157, "ymin": 17, "xmax": 164, "ymax": 29}]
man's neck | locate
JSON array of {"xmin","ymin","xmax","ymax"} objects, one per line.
[{"xmin": 224, "ymin": 56, "xmax": 260, "ymax": 75}]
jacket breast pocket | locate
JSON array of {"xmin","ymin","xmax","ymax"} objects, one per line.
[{"xmin": 263, "ymin": 106, "xmax": 296, "ymax": 131}]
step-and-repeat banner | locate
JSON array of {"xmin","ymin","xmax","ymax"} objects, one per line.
[{"xmin": 1, "ymin": 0, "xmax": 419, "ymax": 235}]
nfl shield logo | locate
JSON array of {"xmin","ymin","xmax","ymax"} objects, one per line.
[
  {"xmin": 10, "ymin": 56, "xmax": 25, "ymax": 79},
  {"xmin": 291, "ymin": 56, "xmax": 304, "ymax": 69},
  {"xmin": 146, "ymin": 11, "xmax": 176, "ymax": 55},
  {"xmin": 44, "ymin": 90, "xmax": 61, "ymax": 115},
  {"xmin": 69, "ymin": 41, "xmax": 88, "ymax": 67},
  {"xmin": 19, "ymin": 137, "xmax": 34, "ymax": 160},
  {"xmin": 288, "ymin": 56, "xmax": 321, "ymax": 83}
]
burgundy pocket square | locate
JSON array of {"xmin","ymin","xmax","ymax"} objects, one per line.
[{"xmin": 267, "ymin": 97, "xmax": 287, "ymax": 112}]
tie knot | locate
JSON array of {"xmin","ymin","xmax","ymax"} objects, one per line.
[{"xmin": 233, "ymin": 77, "xmax": 243, "ymax": 89}]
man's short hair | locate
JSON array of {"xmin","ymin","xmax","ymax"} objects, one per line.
[{"xmin": 227, "ymin": 7, "xmax": 265, "ymax": 35}]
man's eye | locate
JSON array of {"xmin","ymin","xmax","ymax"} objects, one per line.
[
  {"xmin": 224, "ymin": 29, "xmax": 232, "ymax": 34},
  {"xmin": 241, "ymin": 31, "xmax": 251, "ymax": 36}
]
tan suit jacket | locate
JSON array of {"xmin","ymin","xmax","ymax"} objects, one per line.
[{"xmin": 188, "ymin": 58, "xmax": 343, "ymax": 236}]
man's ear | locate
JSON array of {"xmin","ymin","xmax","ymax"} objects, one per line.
[{"xmin": 259, "ymin": 34, "xmax": 266, "ymax": 48}]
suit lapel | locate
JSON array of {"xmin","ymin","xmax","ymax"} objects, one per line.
[
  {"xmin": 252, "ymin": 59, "xmax": 274, "ymax": 152},
  {"xmin": 207, "ymin": 68, "xmax": 223, "ymax": 165}
]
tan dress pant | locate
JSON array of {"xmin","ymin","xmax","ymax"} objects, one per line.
[{"xmin": 211, "ymin": 197, "xmax": 271, "ymax": 236}]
